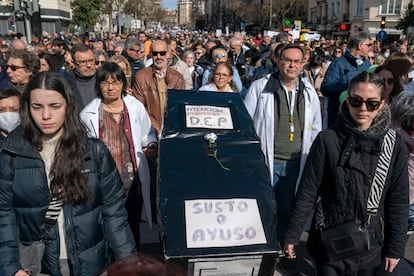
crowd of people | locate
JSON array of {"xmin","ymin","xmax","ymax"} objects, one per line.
[{"xmin": 0, "ymin": 28, "xmax": 413, "ymax": 275}]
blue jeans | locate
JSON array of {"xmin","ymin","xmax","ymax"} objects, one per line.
[{"xmin": 273, "ymin": 159, "xmax": 300, "ymax": 247}]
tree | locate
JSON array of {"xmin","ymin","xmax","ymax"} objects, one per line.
[
  {"xmin": 124, "ymin": 0, "xmax": 162, "ymax": 29},
  {"xmin": 396, "ymin": 0, "xmax": 414, "ymax": 36},
  {"xmin": 101, "ymin": 0, "xmax": 119, "ymax": 34},
  {"xmin": 71, "ymin": 0, "xmax": 104, "ymax": 32}
]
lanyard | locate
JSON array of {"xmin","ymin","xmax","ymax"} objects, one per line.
[{"xmin": 280, "ymin": 81, "xmax": 298, "ymax": 142}]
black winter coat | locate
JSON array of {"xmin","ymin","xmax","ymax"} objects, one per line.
[
  {"xmin": 0, "ymin": 129, "xmax": 136, "ymax": 276},
  {"xmin": 284, "ymin": 106, "xmax": 409, "ymax": 270}
]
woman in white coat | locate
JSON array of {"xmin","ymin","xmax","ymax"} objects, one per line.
[{"xmin": 80, "ymin": 62, "xmax": 157, "ymax": 248}]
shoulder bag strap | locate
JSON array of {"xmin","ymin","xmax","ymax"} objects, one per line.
[{"xmin": 366, "ymin": 128, "xmax": 397, "ymax": 215}]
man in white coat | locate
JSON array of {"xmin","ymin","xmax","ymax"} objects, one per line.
[{"xmin": 243, "ymin": 44, "xmax": 322, "ymax": 249}]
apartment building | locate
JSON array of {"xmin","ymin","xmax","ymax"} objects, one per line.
[
  {"xmin": 308, "ymin": 0, "xmax": 407, "ymax": 40},
  {"xmin": 0, "ymin": 0, "xmax": 70, "ymax": 35}
]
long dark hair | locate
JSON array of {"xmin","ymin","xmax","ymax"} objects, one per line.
[
  {"xmin": 20, "ymin": 72, "xmax": 89, "ymax": 203},
  {"xmin": 374, "ymin": 65, "xmax": 404, "ymax": 101}
]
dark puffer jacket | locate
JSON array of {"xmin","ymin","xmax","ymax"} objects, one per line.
[
  {"xmin": 284, "ymin": 104, "xmax": 409, "ymax": 270},
  {"xmin": 0, "ymin": 129, "xmax": 136, "ymax": 276}
]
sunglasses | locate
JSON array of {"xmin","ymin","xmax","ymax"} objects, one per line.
[
  {"xmin": 129, "ymin": 48, "xmax": 141, "ymax": 53},
  {"xmin": 384, "ymin": 78, "xmax": 395, "ymax": 85},
  {"xmin": 152, "ymin": 51, "xmax": 167, "ymax": 56},
  {"xmin": 5, "ymin": 64, "xmax": 25, "ymax": 71},
  {"xmin": 95, "ymin": 60, "xmax": 106, "ymax": 65},
  {"xmin": 368, "ymin": 56, "xmax": 375, "ymax": 60},
  {"xmin": 195, "ymin": 52, "xmax": 203, "ymax": 55},
  {"xmin": 348, "ymin": 96, "xmax": 382, "ymax": 111}
]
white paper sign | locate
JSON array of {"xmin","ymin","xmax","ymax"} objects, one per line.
[
  {"xmin": 191, "ymin": 256, "xmax": 262, "ymax": 276},
  {"xmin": 185, "ymin": 198, "xmax": 267, "ymax": 248},
  {"xmin": 185, "ymin": 105, "xmax": 233, "ymax": 129}
]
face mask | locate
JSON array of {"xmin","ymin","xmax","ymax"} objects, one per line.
[
  {"xmin": 0, "ymin": 112, "xmax": 21, "ymax": 133},
  {"xmin": 311, "ymin": 68, "xmax": 321, "ymax": 76},
  {"xmin": 384, "ymin": 52, "xmax": 390, "ymax": 58}
]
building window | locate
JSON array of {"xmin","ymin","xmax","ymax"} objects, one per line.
[
  {"xmin": 356, "ymin": 0, "xmax": 363, "ymax": 16},
  {"xmin": 380, "ymin": 0, "xmax": 402, "ymax": 14},
  {"xmin": 336, "ymin": 1, "xmax": 340, "ymax": 19}
]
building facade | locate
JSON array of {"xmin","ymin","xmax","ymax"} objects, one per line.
[
  {"xmin": 308, "ymin": 0, "xmax": 409, "ymax": 40},
  {"xmin": 0, "ymin": 0, "xmax": 70, "ymax": 35}
]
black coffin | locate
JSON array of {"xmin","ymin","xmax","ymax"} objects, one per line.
[{"xmin": 158, "ymin": 90, "xmax": 280, "ymax": 266}]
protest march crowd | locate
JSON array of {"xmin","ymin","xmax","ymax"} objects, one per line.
[{"xmin": 0, "ymin": 28, "xmax": 413, "ymax": 275}]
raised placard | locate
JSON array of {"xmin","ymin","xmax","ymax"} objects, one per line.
[
  {"xmin": 185, "ymin": 198, "xmax": 267, "ymax": 248},
  {"xmin": 185, "ymin": 105, "xmax": 233, "ymax": 129}
]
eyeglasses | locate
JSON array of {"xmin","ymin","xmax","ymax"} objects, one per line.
[
  {"xmin": 128, "ymin": 48, "xmax": 141, "ymax": 53},
  {"xmin": 280, "ymin": 57, "xmax": 304, "ymax": 65},
  {"xmin": 384, "ymin": 78, "xmax": 395, "ymax": 85},
  {"xmin": 362, "ymin": 43, "xmax": 373, "ymax": 47},
  {"xmin": 100, "ymin": 80, "xmax": 123, "ymax": 87},
  {"xmin": 152, "ymin": 51, "xmax": 167, "ymax": 56},
  {"xmin": 5, "ymin": 64, "xmax": 26, "ymax": 71},
  {"xmin": 95, "ymin": 60, "xmax": 106, "ymax": 65},
  {"xmin": 74, "ymin": 59, "xmax": 95, "ymax": 66},
  {"xmin": 335, "ymin": 50, "xmax": 342, "ymax": 54},
  {"xmin": 347, "ymin": 96, "xmax": 382, "ymax": 111},
  {"xmin": 214, "ymin": 53, "xmax": 226, "ymax": 58},
  {"xmin": 214, "ymin": 72, "xmax": 231, "ymax": 78}
]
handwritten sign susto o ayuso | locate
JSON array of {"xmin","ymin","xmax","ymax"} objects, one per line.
[
  {"xmin": 185, "ymin": 198, "xmax": 266, "ymax": 248},
  {"xmin": 185, "ymin": 105, "xmax": 233, "ymax": 129}
]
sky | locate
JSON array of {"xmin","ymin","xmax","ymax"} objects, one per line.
[{"xmin": 161, "ymin": 0, "xmax": 178, "ymax": 9}]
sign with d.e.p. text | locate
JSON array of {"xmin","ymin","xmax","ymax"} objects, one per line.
[{"xmin": 185, "ymin": 105, "xmax": 233, "ymax": 129}]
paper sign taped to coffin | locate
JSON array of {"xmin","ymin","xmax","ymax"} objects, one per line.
[
  {"xmin": 185, "ymin": 105, "xmax": 233, "ymax": 129},
  {"xmin": 185, "ymin": 198, "xmax": 266, "ymax": 248}
]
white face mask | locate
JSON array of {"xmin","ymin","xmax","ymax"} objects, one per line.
[
  {"xmin": 384, "ymin": 52, "xmax": 390, "ymax": 58},
  {"xmin": 311, "ymin": 68, "xmax": 321, "ymax": 76},
  {"xmin": 0, "ymin": 112, "xmax": 21, "ymax": 133}
]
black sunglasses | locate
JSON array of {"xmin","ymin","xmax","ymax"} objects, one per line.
[
  {"xmin": 348, "ymin": 96, "xmax": 382, "ymax": 111},
  {"xmin": 383, "ymin": 78, "xmax": 395, "ymax": 85},
  {"xmin": 152, "ymin": 51, "xmax": 167, "ymax": 56},
  {"xmin": 5, "ymin": 64, "xmax": 25, "ymax": 71},
  {"xmin": 129, "ymin": 48, "xmax": 141, "ymax": 53},
  {"xmin": 95, "ymin": 60, "xmax": 106, "ymax": 65}
]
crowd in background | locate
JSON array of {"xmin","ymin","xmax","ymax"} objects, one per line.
[{"xmin": 0, "ymin": 27, "xmax": 414, "ymax": 275}]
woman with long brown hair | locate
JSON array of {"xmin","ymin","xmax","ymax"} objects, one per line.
[{"xmin": 0, "ymin": 72, "xmax": 135, "ymax": 276}]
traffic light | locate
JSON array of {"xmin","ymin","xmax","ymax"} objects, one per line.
[{"xmin": 380, "ymin": 16, "xmax": 386, "ymax": 29}]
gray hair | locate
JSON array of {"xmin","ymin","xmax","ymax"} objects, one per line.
[
  {"xmin": 113, "ymin": 40, "xmax": 125, "ymax": 50},
  {"xmin": 348, "ymin": 32, "xmax": 370, "ymax": 49},
  {"xmin": 93, "ymin": 50, "xmax": 108, "ymax": 60},
  {"xmin": 391, "ymin": 92, "xmax": 414, "ymax": 130},
  {"xmin": 124, "ymin": 37, "xmax": 142, "ymax": 50}
]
